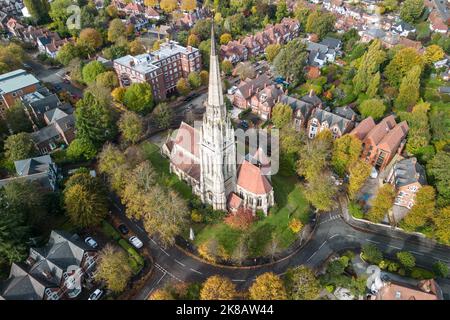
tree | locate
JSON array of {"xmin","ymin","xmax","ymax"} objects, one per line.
[
  {"xmin": 98, "ymin": 143, "xmax": 128, "ymax": 193},
  {"xmin": 95, "ymin": 71, "xmax": 119, "ymax": 90},
  {"xmin": 395, "ymin": 65, "xmax": 421, "ymax": 111},
  {"xmin": 385, "ymin": 47, "xmax": 423, "ymax": 87},
  {"xmin": 188, "ymin": 71, "xmax": 202, "ymax": 89},
  {"xmin": 231, "ymin": 238, "xmax": 248, "ymax": 265},
  {"xmin": 112, "ymin": 87, "xmax": 126, "ymax": 102},
  {"xmin": 367, "ymin": 184, "xmax": 396, "ymax": 223},
  {"xmin": 285, "ymin": 266, "xmax": 321, "ymax": 300},
  {"xmin": 433, "ymin": 261, "xmax": 449, "ymax": 278},
  {"xmin": 248, "ymin": 272, "xmax": 287, "ymax": 300},
  {"xmin": 296, "ymin": 131, "xmax": 333, "ymax": 181},
  {"xmin": 331, "ymin": 134, "xmax": 362, "ymax": 176},
  {"xmin": 49, "ymin": 0, "xmax": 72, "ymax": 26},
  {"xmin": 273, "ymin": 39, "xmax": 308, "ymax": 84},
  {"xmin": 359, "ymin": 98, "xmax": 386, "ymax": 120},
  {"xmin": 144, "ymin": 0, "xmax": 158, "ymax": 6},
  {"xmin": 366, "ymin": 71, "xmax": 381, "ymax": 98},
  {"xmin": 75, "ymin": 91, "xmax": 117, "ymax": 147},
  {"xmin": 305, "ymin": 11, "xmax": 336, "ymax": 39},
  {"xmin": 187, "ymin": 34, "xmax": 200, "ymax": 47},
  {"xmin": 181, "ymin": 0, "xmax": 196, "ymax": 11},
  {"xmin": 67, "ymin": 58, "xmax": 83, "ymax": 83},
  {"xmin": 200, "ymin": 70, "xmax": 209, "ymax": 86},
  {"xmin": 128, "ymin": 39, "xmax": 145, "ymax": 56},
  {"xmin": 383, "ymin": 0, "xmax": 398, "ymax": 12},
  {"xmin": 400, "ymin": 0, "xmax": 424, "ymax": 24},
  {"xmin": 108, "ymin": 18, "xmax": 126, "ymax": 43},
  {"xmin": 123, "ymin": 83, "xmax": 154, "ymax": 114},
  {"xmin": 434, "ymin": 206, "xmax": 450, "ymax": 244},
  {"xmin": 220, "ymin": 33, "xmax": 232, "ymax": 45},
  {"xmin": 424, "ymin": 44, "xmax": 445, "ymax": 64},
  {"xmin": 5, "ymin": 102, "xmax": 33, "ymax": 133},
  {"xmin": 362, "ymin": 243, "xmax": 383, "ymax": 264},
  {"xmin": 152, "ymin": 103, "xmax": 174, "ymax": 129},
  {"xmin": 401, "ymin": 186, "xmax": 435, "ymax": 231},
  {"xmin": 428, "ymin": 151, "xmax": 450, "ymax": 207},
  {"xmin": 176, "ymin": 78, "xmax": 191, "ymax": 96},
  {"xmin": 77, "ymin": 28, "xmax": 103, "ymax": 54},
  {"xmin": 400, "ymin": 101, "xmax": 431, "ymax": 155},
  {"xmin": 56, "ymin": 43, "xmax": 81, "ymax": 66},
  {"xmin": 160, "ymin": 0, "xmax": 177, "ymax": 13},
  {"xmin": 23, "ymin": 0, "xmax": 50, "ymax": 23},
  {"xmin": 272, "ymin": 103, "xmax": 293, "ymax": 129},
  {"xmin": 275, "ymin": 0, "xmax": 289, "ymax": 22},
  {"xmin": 118, "ymin": 111, "xmax": 144, "ymax": 144},
  {"xmin": 348, "ymin": 160, "xmax": 372, "ymax": 200},
  {"xmin": 200, "ymin": 276, "xmax": 237, "ymax": 300},
  {"xmin": 305, "ymin": 174, "xmax": 337, "ymax": 211},
  {"xmin": 4, "ymin": 133, "xmax": 37, "ymax": 162},
  {"xmin": 67, "ymin": 138, "xmax": 97, "ymax": 161},
  {"xmin": 82, "ymin": 61, "xmax": 106, "ymax": 84},
  {"xmin": 63, "ymin": 172, "xmax": 109, "ymax": 228},
  {"xmin": 289, "ymin": 218, "xmax": 303, "ymax": 234},
  {"xmin": 221, "ymin": 60, "xmax": 233, "ymax": 76},
  {"xmin": 235, "ymin": 61, "xmax": 256, "ymax": 80},
  {"xmin": 95, "ymin": 244, "xmax": 133, "ymax": 293},
  {"xmin": 265, "ymin": 43, "xmax": 281, "ymax": 63},
  {"xmin": 198, "ymin": 39, "xmax": 211, "ymax": 68},
  {"xmin": 396, "ymin": 251, "xmax": 416, "ymax": 269},
  {"xmin": 0, "ymin": 43, "xmax": 25, "ymax": 74}
]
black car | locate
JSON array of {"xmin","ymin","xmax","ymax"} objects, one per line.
[{"xmin": 118, "ymin": 224, "xmax": 129, "ymax": 235}]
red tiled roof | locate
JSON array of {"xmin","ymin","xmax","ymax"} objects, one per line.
[
  {"xmin": 351, "ymin": 117, "xmax": 376, "ymax": 140},
  {"xmin": 377, "ymin": 121, "xmax": 408, "ymax": 153},
  {"xmin": 237, "ymin": 160, "xmax": 272, "ymax": 195},
  {"xmin": 173, "ymin": 122, "xmax": 199, "ymax": 158},
  {"xmin": 377, "ymin": 282, "xmax": 439, "ymax": 300},
  {"xmin": 228, "ymin": 193, "xmax": 243, "ymax": 209},
  {"xmin": 365, "ymin": 115, "xmax": 397, "ymax": 145}
]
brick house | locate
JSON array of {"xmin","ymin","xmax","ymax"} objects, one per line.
[
  {"xmin": 277, "ymin": 95, "xmax": 315, "ymax": 131},
  {"xmin": 351, "ymin": 115, "xmax": 409, "ymax": 171},
  {"xmin": 249, "ymin": 84, "xmax": 284, "ymax": 120},
  {"xmin": 306, "ymin": 107, "xmax": 355, "ymax": 139},
  {"xmin": 113, "ymin": 40, "xmax": 201, "ymax": 100},
  {"xmin": 231, "ymin": 74, "xmax": 272, "ymax": 109}
]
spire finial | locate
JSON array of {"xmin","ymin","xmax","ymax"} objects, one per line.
[{"xmin": 210, "ymin": 19, "xmax": 216, "ymax": 56}]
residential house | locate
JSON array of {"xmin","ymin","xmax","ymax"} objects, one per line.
[
  {"xmin": 0, "ymin": 155, "xmax": 58, "ymax": 191},
  {"xmin": 429, "ymin": 10, "xmax": 449, "ymax": 34},
  {"xmin": 231, "ymin": 74, "xmax": 272, "ymax": 109},
  {"xmin": 36, "ymin": 32, "xmax": 70, "ymax": 58},
  {"xmin": 351, "ymin": 115, "xmax": 409, "ymax": 171},
  {"xmin": 0, "ymin": 69, "xmax": 40, "ymax": 118},
  {"xmin": 249, "ymin": 84, "xmax": 284, "ymax": 120},
  {"xmin": 373, "ymin": 280, "xmax": 443, "ymax": 300},
  {"xmin": 122, "ymin": 2, "xmax": 160, "ymax": 20},
  {"xmin": 306, "ymin": 107, "xmax": 355, "ymax": 139},
  {"xmin": 0, "ymin": 230, "xmax": 97, "ymax": 300},
  {"xmin": 333, "ymin": 105, "xmax": 359, "ymax": 121},
  {"xmin": 278, "ymin": 95, "xmax": 315, "ymax": 131},
  {"xmin": 306, "ymin": 37, "xmax": 341, "ymax": 67},
  {"xmin": 220, "ymin": 40, "xmax": 249, "ymax": 64},
  {"xmin": 391, "ymin": 21, "xmax": 416, "ymax": 37},
  {"xmin": 114, "ymin": 40, "xmax": 201, "ymax": 100}
]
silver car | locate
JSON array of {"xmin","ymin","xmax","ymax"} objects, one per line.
[{"xmin": 129, "ymin": 236, "xmax": 143, "ymax": 249}]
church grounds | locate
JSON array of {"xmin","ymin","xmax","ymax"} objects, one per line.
[{"xmin": 141, "ymin": 141, "xmax": 312, "ymax": 261}]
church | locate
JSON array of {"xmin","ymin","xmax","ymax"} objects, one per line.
[{"xmin": 162, "ymin": 26, "xmax": 274, "ymax": 214}]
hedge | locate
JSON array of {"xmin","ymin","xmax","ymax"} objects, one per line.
[
  {"xmin": 118, "ymin": 239, "xmax": 145, "ymax": 266},
  {"xmin": 102, "ymin": 221, "xmax": 121, "ymax": 241},
  {"xmin": 411, "ymin": 267, "xmax": 435, "ymax": 280}
]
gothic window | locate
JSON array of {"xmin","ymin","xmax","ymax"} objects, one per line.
[{"xmin": 257, "ymin": 198, "xmax": 262, "ymax": 206}]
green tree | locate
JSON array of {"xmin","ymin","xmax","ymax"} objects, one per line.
[
  {"xmin": 5, "ymin": 102, "xmax": 33, "ymax": 133},
  {"xmin": 4, "ymin": 133, "xmax": 37, "ymax": 162},
  {"xmin": 118, "ymin": 111, "xmax": 144, "ymax": 144},
  {"xmin": 285, "ymin": 266, "xmax": 321, "ymax": 300},
  {"xmin": 272, "ymin": 103, "xmax": 293, "ymax": 129},
  {"xmin": 152, "ymin": 103, "xmax": 174, "ymax": 129},
  {"xmin": 265, "ymin": 43, "xmax": 282, "ymax": 63},
  {"xmin": 434, "ymin": 206, "xmax": 450, "ymax": 244},
  {"xmin": 348, "ymin": 160, "xmax": 372, "ymax": 200},
  {"xmin": 396, "ymin": 251, "xmax": 416, "ymax": 269},
  {"xmin": 56, "ymin": 43, "xmax": 81, "ymax": 66},
  {"xmin": 383, "ymin": 0, "xmax": 398, "ymax": 12},
  {"xmin": 221, "ymin": 60, "xmax": 233, "ymax": 76},
  {"xmin": 176, "ymin": 78, "xmax": 191, "ymax": 96},
  {"xmin": 400, "ymin": 0, "xmax": 424, "ymax": 24},
  {"xmin": 359, "ymin": 98, "xmax": 386, "ymax": 120},
  {"xmin": 395, "ymin": 65, "xmax": 421, "ymax": 111},
  {"xmin": 385, "ymin": 47, "xmax": 423, "ymax": 87},
  {"xmin": 66, "ymin": 138, "xmax": 97, "ymax": 161},
  {"xmin": 123, "ymin": 83, "xmax": 154, "ymax": 114},
  {"xmin": 331, "ymin": 134, "xmax": 362, "ymax": 176},
  {"xmin": 128, "ymin": 39, "xmax": 146, "ymax": 55},
  {"xmin": 96, "ymin": 71, "xmax": 119, "ymax": 89},
  {"xmin": 433, "ymin": 261, "xmax": 449, "ymax": 278},
  {"xmin": 82, "ymin": 60, "xmax": 106, "ymax": 84},
  {"xmin": 95, "ymin": 244, "xmax": 133, "ymax": 293},
  {"xmin": 353, "ymin": 40, "xmax": 386, "ymax": 95},
  {"xmin": 23, "ymin": 0, "xmax": 50, "ymax": 23},
  {"xmin": 362, "ymin": 243, "xmax": 383, "ymax": 264},
  {"xmin": 305, "ymin": 11, "xmax": 336, "ymax": 39},
  {"xmin": 305, "ymin": 174, "xmax": 337, "ymax": 211},
  {"xmin": 366, "ymin": 71, "xmax": 381, "ymax": 98},
  {"xmin": 77, "ymin": 28, "xmax": 103, "ymax": 54},
  {"xmin": 427, "ymin": 151, "xmax": 450, "ymax": 207},
  {"xmin": 399, "ymin": 101, "xmax": 431, "ymax": 155},
  {"xmin": 108, "ymin": 18, "xmax": 126, "ymax": 43},
  {"xmin": 273, "ymin": 39, "xmax": 308, "ymax": 84},
  {"xmin": 367, "ymin": 184, "xmax": 396, "ymax": 223},
  {"xmin": 188, "ymin": 71, "xmax": 202, "ymax": 89},
  {"xmin": 275, "ymin": 0, "xmax": 289, "ymax": 22},
  {"xmin": 401, "ymin": 186, "xmax": 435, "ymax": 232}
]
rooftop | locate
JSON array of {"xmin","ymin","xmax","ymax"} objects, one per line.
[{"xmin": 0, "ymin": 69, "xmax": 39, "ymax": 94}]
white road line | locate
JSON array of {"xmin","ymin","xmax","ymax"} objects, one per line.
[
  {"xmin": 306, "ymin": 251, "xmax": 317, "ymax": 262},
  {"xmin": 175, "ymin": 259, "xmax": 185, "ymax": 267},
  {"xmin": 317, "ymin": 241, "xmax": 327, "ymax": 251},
  {"xmin": 329, "ymin": 234, "xmax": 339, "ymax": 240},
  {"xmin": 432, "ymin": 256, "xmax": 450, "ymax": 263},
  {"xmin": 387, "ymin": 245, "xmax": 402, "ymax": 250},
  {"xmin": 366, "ymin": 239, "xmax": 380, "ymax": 244},
  {"xmin": 160, "ymin": 248, "xmax": 170, "ymax": 256},
  {"xmin": 150, "ymin": 238, "xmax": 157, "ymax": 244},
  {"xmin": 411, "ymin": 251, "xmax": 424, "ymax": 256},
  {"xmin": 190, "ymin": 268, "xmax": 202, "ymax": 275},
  {"xmin": 136, "ymin": 225, "xmax": 145, "ymax": 232},
  {"xmin": 156, "ymin": 272, "xmax": 167, "ymax": 285},
  {"xmin": 232, "ymin": 279, "xmax": 246, "ymax": 282}
]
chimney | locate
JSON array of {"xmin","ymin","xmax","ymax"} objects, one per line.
[
  {"xmin": 309, "ymin": 89, "xmax": 314, "ymax": 97},
  {"xmin": 187, "ymin": 46, "xmax": 192, "ymax": 52}
]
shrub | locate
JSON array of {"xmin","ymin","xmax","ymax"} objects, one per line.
[
  {"xmin": 325, "ymin": 284, "xmax": 335, "ymax": 293},
  {"xmin": 433, "ymin": 261, "xmax": 449, "ymax": 278},
  {"xmin": 379, "ymin": 260, "xmax": 389, "ymax": 270},
  {"xmin": 191, "ymin": 209, "xmax": 203, "ymax": 223},
  {"xmin": 396, "ymin": 251, "xmax": 416, "ymax": 269},
  {"xmin": 102, "ymin": 221, "xmax": 121, "ymax": 241},
  {"xmin": 348, "ymin": 202, "xmax": 364, "ymax": 219},
  {"xmin": 289, "ymin": 218, "xmax": 303, "ymax": 233},
  {"xmin": 411, "ymin": 267, "xmax": 434, "ymax": 280},
  {"xmin": 387, "ymin": 262, "xmax": 400, "ymax": 273},
  {"xmin": 361, "ymin": 244, "xmax": 383, "ymax": 264},
  {"xmin": 224, "ymin": 208, "xmax": 256, "ymax": 230}
]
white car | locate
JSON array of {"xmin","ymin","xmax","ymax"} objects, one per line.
[
  {"xmin": 129, "ymin": 236, "xmax": 143, "ymax": 249},
  {"xmin": 88, "ymin": 289, "xmax": 103, "ymax": 300},
  {"xmin": 84, "ymin": 237, "xmax": 98, "ymax": 249}
]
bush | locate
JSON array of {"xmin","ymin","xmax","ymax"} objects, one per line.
[
  {"xmin": 102, "ymin": 221, "xmax": 121, "ymax": 241},
  {"xmin": 118, "ymin": 239, "xmax": 145, "ymax": 266},
  {"xmin": 238, "ymin": 108, "xmax": 252, "ymax": 120},
  {"xmin": 379, "ymin": 260, "xmax": 389, "ymax": 270},
  {"xmin": 361, "ymin": 244, "xmax": 383, "ymax": 264},
  {"xmin": 433, "ymin": 261, "xmax": 449, "ymax": 278},
  {"xmin": 325, "ymin": 284, "xmax": 335, "ymax": 293},
  {"xmin": 387, "ymin": 262, "xmax": 400, "ymax": 273},
  {"xmin": 396, "ymin": 251, "xmax": 416, "ymax": 269},
  {"xmin": 348, "ymin": 202, "xmax": 364, "ymax": 219},
  {"xmin": 191, "ymin": 210, "xmax": 203, "ymax": 223},
  {"xmin": 410, "ymin": 267, "xmax": 434, "ymax": 280},
  {"xmin": 128, "ymin": 256, "xmax": 143, "ymax": 274}
]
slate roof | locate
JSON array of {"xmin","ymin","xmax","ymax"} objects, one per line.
[
  {"xmin": 279, "ymin": 95, "xmax": 314, "ymax": 118},
  {"xmin": 14, "ymin": 155, "xmax": 53, "ymax": 176},
  {"xmin": 334, "ymin": 106, "xmax": 357, "ymax": 121},
  {"xmin": 0, "ymin": 264, "xmax": 47, "ymax": 300},
  {"xmin": 320, "ymin": 37, "xmax": 342, "ymax": 50},
  {"xmin": 310, "ymin": 108, "xmax": 352, "ymax": 132},
  {"xmin": 235, "ymin": 74, "xmax": 271, "ymax": 99},
  {"xmin": 392, "ymin": 157, "xmax": 427, "ymax": 187}
]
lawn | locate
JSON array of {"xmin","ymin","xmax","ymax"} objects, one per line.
[{"xmin": 141, "ymin": 141, "xmax": 311, "ymax": 259}]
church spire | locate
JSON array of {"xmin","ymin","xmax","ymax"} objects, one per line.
[{"xmin": 207, "ymin": 21, "xmax": 224, "ymax": 110}]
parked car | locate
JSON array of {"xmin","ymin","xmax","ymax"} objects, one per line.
[
  {"xmin": 53, "ymin": 84, "xmax": 63, "ymax": 91},
  {"xmin": 88, "ymin": 289, "xmax": 103, "ymax": 300},
  {"xmin": 129, "ymin": 236, "xmax": 143, "ymax": 249},
  {"xmin": 84, "ymin": 237, "xmax": 98, "ymax": 249},
  {"xmin": 118, "ymin": 224, "xmax": 129, "ymax": 235}
]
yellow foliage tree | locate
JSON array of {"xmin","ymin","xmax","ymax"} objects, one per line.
[
  {"xmin": 248, "ymin": 272, "xmax": 287, "ymax": 300},
  {"xmin": 200, "ymin": 276, "xmax": 237, "ymax": 300}
]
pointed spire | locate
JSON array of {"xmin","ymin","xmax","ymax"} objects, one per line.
[
  {"xmin": 210, "ymin": 22, "xmax": 216, "ymax": 56},
  {"xmin": 207, "ymin": 19, "xmax": 224, "ymax": 110}
]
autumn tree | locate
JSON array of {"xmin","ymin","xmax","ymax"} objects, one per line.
[
  {"xmin": 221, "ymin": 60, "xmax": 233, "ymax": 76},
  {"xmin": 367, "ymin": 184, "xmax": 396, "ymax": 223},
  {"xmin": 434, "ymin": 206, "xmax": 450, "ymax": 244},
  {"xmin": 427, "ymin": 151, "xmax": 450, "ymax": 207},
  {"xmin": 265, "ymin": 43, "xmax": 281, "ymax": 62},
  {"xmin": 95, "ymin": 244, "xmax": 133, "ymax": 293},
  {"xmin": 366, "ymin": 71, "xmax": 381, "ymax": 98},
  {"xmin": 220, "ymin": 33, "xmax": 232, "ymax": 45},
  {"xmin": 273, "ymin": 39, "xmax": 307, "ymax": 84},
  {"xmin": 396, "ymin": 251, "xmax": 416, "ymax": 269},
  {"xmin": 144, "ymin": 0, "xmax": 159, "ymax": 6},
  {"xmin": 152, "ymin": 102, "xmax": 174, "ymax": 129},
  {"xmin": 285, "ymin": 266, "xmax": 321, "ymax": 300},
  {"xmin": 385, "ymin": 47, "xmax": 423, "ymax": 87},
  {"xmin": 305, "ymin": 11, "xmax": 335, "ymax": 39},
  {"xmin": 187, "ymin": 34, "xmax": 200, "ymax": 47},
  {"xmin": 348, "ymin": 160, "xmax": 372, "ymax": 200},
  {"xmin": 248, "ymin": 272, "xmax": 287, "ymax": 300},
  {"xmin": 235, "ymin": 61, "xmax": 256, "ymax": 80},
  {"xmin": 98, "ymin": 143, "xmax": 128, "ymax": 194},
  {"xmin": 305, "ymin": 174, "xmax": 337, "ymax": 211},
  {"xmin": 401, "ymin": 186, "xmax": 436, "ymax": 232},
  {"xmin": 96, "ymin": 71, "xmax": 119, "ymax": 89},
  {"xmin": 400, "ymin": 0, "xmax": 424, "ymax": 24},
  {"xmin": 424, "ymin": 45, "xmax": 445, "ymax": 64},
  {"xmin": 123, "ymin": 83, "xmax": 154, "ymax": 114},
  {"xmin": 160, "ymin": 0, "xmax": 177, "ymax": 13},
  {"xmin": 188, "ymin": 71, "xmax": 202, "ymax": 89},
  {"xmin": 63, "ymin": 172, "xmax": 109, "ymax": 228},
  {"xmin": 129, "ymin": 39, "xmax": 146, "ymax": 55},
  {"xmin": 56, "ymin": 42, "xmax": 81, "ymax": 65},
  {"xmin": 118, "ymin": 111, "xmax": 144, "ymax": 144},
  {"xmin": 108, "ymin": 18, "xmax": 126, "ymax": 43},
  {"xmin": 181, "ymin": 0, "xmax": 196, "ymax": 11},
  {"xmin": 332, "ymin": 134, "xmax": 362, "ymax": 176},
  {"xmin": 395, "ymin": 65, "xmax": 421, "ymax": 111},
  {"xmin": 176, "ymin": 78, "xmax": 191, "ymax": 96},
  {"xmin": 78, "ymin": 28, "xmax": 103, "ymax": 54},
  {"xmin": 272, "ymin": 103, "xmax": 293, "ymax": 129},
  {"xmin": 200, "ymin": 276, "xmax": 237, "ymax": 300},
  {"xmin": 399, "ymin": 101, "xmax": 431, "ymax": 155},
  {"xmin": 67, "ymin": 138, "xmax": 97, "ymax": 161},
  {"xmin": 359, "ymin": 98, "xmax": 386, "ymax": 120}
]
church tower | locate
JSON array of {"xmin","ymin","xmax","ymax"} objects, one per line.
[{"xmin": 199, "ymin": 24, "xmax": 237, "ymax": 210}]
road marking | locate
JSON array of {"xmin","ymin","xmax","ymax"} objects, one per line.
[
  {"xmin": 411, "ymin": 251, "xmax": 424, "ymax": 256},
  {"xmin": 366, "ymin": 239, "xmax": 380, "ymax": 244},
  {"xmin": 150, "ymin": 238, "xmax": 157, "ymax": 244},
  {"xmin": 156, "ymin": 272, "xmax": 167, "ymax": 285},
  {"xmin": 190, "ymin": 268, "xmax": 202, "ymax": 275},
  {"xmin": 160, "ymin": 248, "xmax": 170, "ymax": 256},
  {"xmin": 136, "ymin": 225, "xmax": 145, "ymax": 232},
  {"xmin": 387, "ymin": 244, "xmax": 402, "ymax": 250},
  {"xmin": 306, "ymin": 251, "xmax": 317, "ymax": 262},
  {"xmin": 232, "ymin": 279, "xmax": 246, "ymax": 282},
  {"xmin": 432, "ymin": 256, "xmax": 449, "ymax": 263},
  {"xmin": 175, "ymin": 259, "xmax": 185, "ymax": 267},
  {"xmin": 113, "ymin": 203, "xmax": 122, "ymax": 212}
]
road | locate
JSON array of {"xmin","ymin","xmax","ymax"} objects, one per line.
[{"xmin": 109, "ymin": 196, "xmax": 450, "ymax": 300}]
